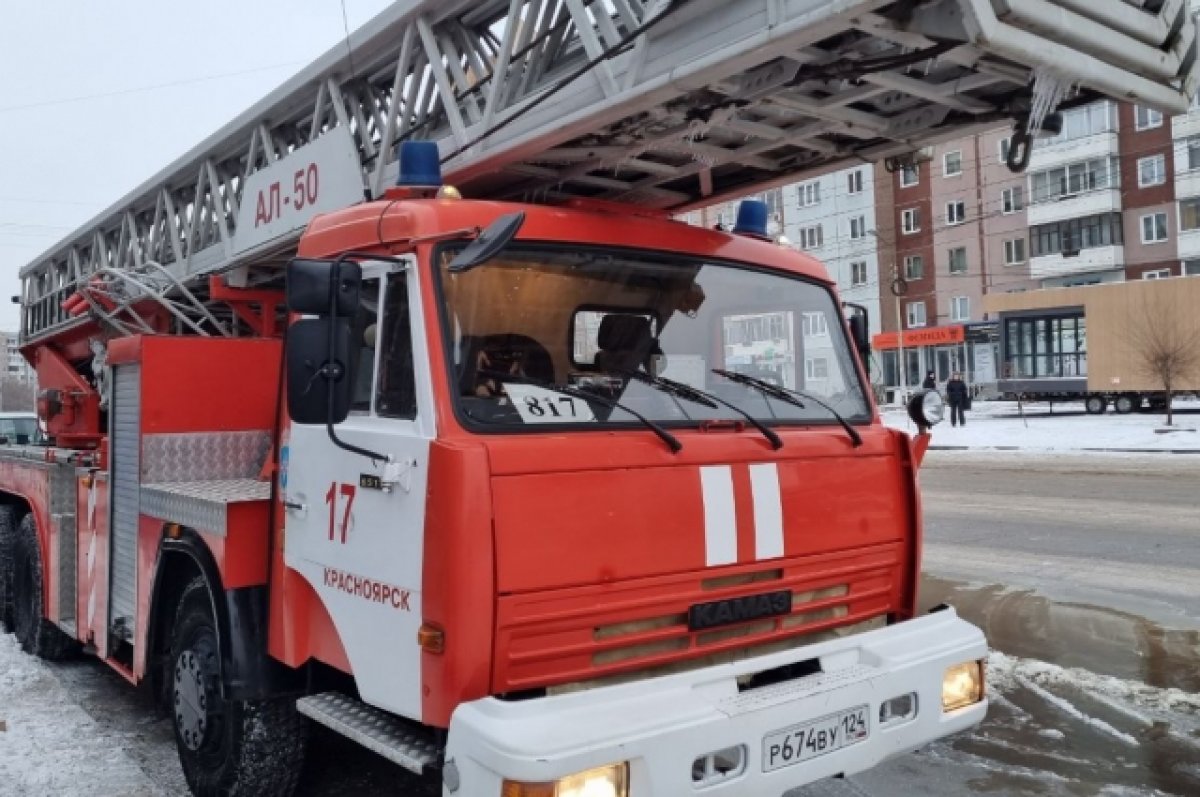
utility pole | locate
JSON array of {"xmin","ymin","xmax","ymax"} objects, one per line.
[{"xmin": 892, "ymin": 263, "xmax": 907, "ymax": 402}]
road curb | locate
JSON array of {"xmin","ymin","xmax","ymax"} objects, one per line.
[{"xmin": 928, "ymin": 445, "xmax": 1200, "ymax": 454}]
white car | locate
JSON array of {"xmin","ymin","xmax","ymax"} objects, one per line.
[{"xmin": 0, "ymin": 412, "xmax": 44, "ymax": 445}]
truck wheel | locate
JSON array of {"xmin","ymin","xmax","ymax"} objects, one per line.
[
  {"xmin": 11, "ymin": 513, "xmax": 77, "ymax": 659},
  {"xmin": 0, "ymin": 506, "xmax": 17, "ymax": 632},
  {"xmin": 170, "ymin": 576, "xmax": 307, "ymax": 797},
  {"xmin": 1084, "ymin": 395, "xmax": 1107, "ymax": 415},
  {"xmin": 1114, "ymin": 395, "xmax": 1136, "ymax": 414}
]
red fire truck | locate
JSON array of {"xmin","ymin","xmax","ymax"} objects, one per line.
[{"xmin": 4, "ymin": 1, "xmax": 1195, "ymax": 795}]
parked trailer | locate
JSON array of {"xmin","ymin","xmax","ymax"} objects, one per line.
[
  {"xmin": 5, "ymin": 0, "xmax": 1200, "ymax": 794},
  {"xmin": 986, "ymin": 278, "xmax": 1200, "ymax": 415}
]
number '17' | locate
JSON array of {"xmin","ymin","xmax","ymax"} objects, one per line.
[{"xmin": 325, "ymin": 482, "xmax": 356, "ymax": 543}]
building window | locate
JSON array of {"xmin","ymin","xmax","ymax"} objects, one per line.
[
  {"xmin": 948, "ymin": 246, "xmax": 968, "ymax": 274},
  {"xmin": 847, "ymin": 169, "xmax": 864, "ymax": 194},
  {"xmin": 1143, "ymin": 269, "xmax": 1171, "ymax": 280},
  {"xmin": 1004, "ymin": 314, "xmax": 1087, "ymax": 378},
  {"xmin": 851, "ymin": 261, "xmax": 868, "ymax": 286},
  {"xmin": 1138, "ymin": 155, "xmax": 1166, "ymax": 187},
  {"xmin": 1141, "ymin": 212, "xmax": 1168, "ymax": 244},
  {"xmin": 849, "ymin": 216, "xmax": 867, "ymax": 239},
  {"xmin": 1030, "ymin": 213, "xmax": 1124, "ymax": 256},
  {"xmin": 798, "ymin": 181, "xmax": 821, "ymax": 207},
  {"xmin": 1030, "ymin": 157, "xmax": 1119, "ymax": 203},
  {"xmin": 906, "ymin": 301, "xmax": 927, "ymax": 328},
  {"xmin": 802, "ymin": 312, "xmax": 829, "ymax": 337},
  {"xmin": 805, "ymin": 357, "xmax": 830, "ymax": 380},
  {"xmin": 1181, "ymin": 197, "xmax": 1200, "ymax": 232},
  {"xmin": 1041, "ymin": 102, "xmax": 1115, "ymax": 145},
  {"xmin": 1001, "ymin": 186, "xmax": 1024, "ymax": 214},
  {"xmin": 900, "ymin": 165, "xmax": 919, "ymax": 188},
  {"xmin": 901, "ymin": 207, "xmax": 921, "ymax": 233},
  {"xmin": 1184, "ymin": 260, "xmax": 1200, "ymax": 276},
  {"xmin": 946, "ymin": 201, "xmax": 966, "ymax": 225},
  {"xmin": 1003, "ymin": 238, "xmax": 1026, "ymax": 265},
  {"xmin": 999, "ymin": 137, "xmax": 1011, "ymax": 163},
  {"xmin": 1188, "ymin": 138, "xmax": 1200, "ymax": 172},
  {"xmin": 1135, "ymin": 105, "xmax": 1163, "ymax": 130},
  {"xmin": 798, "ymin": 224, "xmax": 823, "ymax": 249},
  {"xmin": 943, "ymin": 151, "xmax": 963, "ymax": 177},
  {"xmin": 760, "ymin": 188, "xmax": 783, "ymax": 219},
  {"xmin": 950, "ymin": 297, "xmax": 969, "ymax": 322},
  {"xmin": 904, "ymin": 255, "xmax": 924, "ymax": 280}
]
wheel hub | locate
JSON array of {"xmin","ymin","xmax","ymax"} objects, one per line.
[{"xmin": 174, "ymin": 649, "xmax": 211, "ymax": 752}]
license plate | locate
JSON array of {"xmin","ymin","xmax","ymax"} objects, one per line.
[{"xmin": 762, "ymin": 705, "xmax": 869, "ymax": 772}]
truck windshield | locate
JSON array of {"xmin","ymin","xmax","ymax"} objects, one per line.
[{"xmin": 435, "ymin": 244, "xmax": 869, "ymax": 431}]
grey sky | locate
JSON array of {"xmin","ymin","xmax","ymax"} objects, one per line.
[{"xmin": 0, "ymin": 0, "xmax": 395, "ymax": 335}]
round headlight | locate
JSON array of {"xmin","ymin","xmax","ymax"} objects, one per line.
[{"xmin": 907, "ymin": 389, "xmax": 945, "ymax": 429}]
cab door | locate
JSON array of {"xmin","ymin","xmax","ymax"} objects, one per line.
[{"xmin": 281, "ymin": 257, "xmax": 437, "ymax": 720}]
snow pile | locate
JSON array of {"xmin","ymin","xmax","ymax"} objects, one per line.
[
  {"xmin": 987, "ymin": 650, "xmax": 1200, "ymax": 716},
  {"xmin": 883, "ymin": 399, "xmax": 1200, "ymax": 452},
  {"xmin": 0, "ymin": 634, "xmax": 164, "ymax": 796}
]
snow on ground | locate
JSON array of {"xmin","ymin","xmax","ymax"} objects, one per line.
[
  {"xmin": 0, "ymin": 634, "xmax": 164, "ymax": 796},
  {"xmin": 882, "ymin": 398, "xmax": 1200, "ymax": 452}
]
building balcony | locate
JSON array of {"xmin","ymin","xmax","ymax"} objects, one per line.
[
  {"xmin": 1177, "ymin": 229, "xmax": 1200, "ymax": 260},
  {"xmin": 1171, "ymin": 108, "xmax": 1200, "ymax": 141},
  {"xmin": 1028, "ymin": 131, "xmax": 1119, "ymax": 171},
  {"xmin": 1026, "ymin": 188, "xmax": 1121, "ymax": 227},
  {"xmin": 1029, "ymin": 246, "xmax": 1124, "ymax": 279}
]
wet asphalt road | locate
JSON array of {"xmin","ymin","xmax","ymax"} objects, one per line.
[{"xmin": 41, "ymin": 452, "xmax": 1200, "ymax": 796}]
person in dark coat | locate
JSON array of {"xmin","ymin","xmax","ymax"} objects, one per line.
[
  {"xmin": 946, "ymin": 371, "xmax": 969, "ymax": 426},
  {"xmin": 922, "ymin": 371, "xmax": 936, "ymax": 390}
]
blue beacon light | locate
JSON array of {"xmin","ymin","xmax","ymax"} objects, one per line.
[
  {"xmin": 732, "ymin": 199, "xmax": 772, "ymax": 241},
  {"xmin": 396, "ymin": 141, "xmax": 443, "ymax": 187}
]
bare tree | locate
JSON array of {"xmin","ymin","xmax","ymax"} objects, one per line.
[
  {"xmin": 0, "ymin": 379, "xmax": 35, "ymax": 412},
  {"xmin": 1129, "ymin": 293, "xmax": 1200, "ymax": 426}
]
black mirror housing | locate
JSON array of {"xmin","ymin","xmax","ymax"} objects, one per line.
[
  {"xmin": 286, "ymin": 258, "xmax": 362, "ymax": 316},
  {"xmin": 286, "ymin": 318, "xmax": 356, "ymax": 424}
]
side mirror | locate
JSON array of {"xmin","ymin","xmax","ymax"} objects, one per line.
[
  {"xmin": 286, "ymin": 318, "xmax": 355, "ymax": 424},
  {"xmin": 843, "ymin": 303, "xmax": 871, "ymax": 366},
  {"xmin": 286, "ymin": 259, "xmax": 362, "ymax": 316}
]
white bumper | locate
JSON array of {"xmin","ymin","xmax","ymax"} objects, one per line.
[{"xmin": 444, "ymin": 608, "xmax": 987, "ymax": 796}]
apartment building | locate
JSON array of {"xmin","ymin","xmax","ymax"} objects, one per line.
[{"xmin": 1, "ymin": 332, "xmax": 34, "ymax": 386}]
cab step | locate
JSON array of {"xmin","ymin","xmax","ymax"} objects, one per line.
[{"xmin": 295, "ymin": 692, "xmax": 442, "ymax": 774}]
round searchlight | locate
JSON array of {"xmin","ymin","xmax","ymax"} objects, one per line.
[
  {"xmin": 396, "ymin": 141, "xmax": 442, "ymax": 187},
  {"xmin": 907, "ymin": 389, "xmax": 945, "ymax": 430}
]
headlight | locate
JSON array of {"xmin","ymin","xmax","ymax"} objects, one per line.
[
  {"xmin": 502, "ymin": 763, "xmax": 629, "ymax": 797},
  {"xmin": 907, "ymin": 389, "xmax": 945, "ymax": 429},
  {"xmin": 942, "ymin": 660, "xmax": 985, "ymax": 711}
]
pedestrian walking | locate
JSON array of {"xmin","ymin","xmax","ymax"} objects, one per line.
[
  {"xmin": 947, "ymin": 371, "xmax": 969, "ymax": 427},
  {"xmin": 922, "ymin": 371, "xmax": 936, "ymax": 390}
]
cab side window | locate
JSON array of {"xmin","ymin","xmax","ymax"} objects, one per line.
[
  {"xmin": 376, "ymin": 273, "xmax": 418, "ymax": 419},
  {"xmin": 350, "ymin": 277, "xmax": 382, "ymax": 413}
]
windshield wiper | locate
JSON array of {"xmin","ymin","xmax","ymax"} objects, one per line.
[
  {"xmin": 619, "ymin": 370, "xmax": 783, "ymax": 450},
  {"xmin": 712, "ymin": 368, "xmax": 862, "ymax": 448},
  {"xmin": 478, "ymin": 370, "xmax": 683, "ymax": 453}
]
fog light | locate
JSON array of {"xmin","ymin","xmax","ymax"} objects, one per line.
[
  {"xmin": 942, "ymin": 660, "xmax": 984, "ymax": 712},
  {"xmin": 502, "ymin": 763, "xmax": 628, "ymax": 797}
]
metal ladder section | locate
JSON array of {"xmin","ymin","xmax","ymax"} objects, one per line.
[
  {"xmin": 19, "ymin": 0, "xmax": 1200, "ymax": 341},
  {"xmin": 296, "ymin": 692, "xmax": 442, "ymax": 775}
]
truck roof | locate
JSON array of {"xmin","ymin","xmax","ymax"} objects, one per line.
[{"xmin": 299, "ymin": 197, "xmax": 834, "ymax": 284}]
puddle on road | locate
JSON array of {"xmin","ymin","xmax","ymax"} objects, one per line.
[{"xmin": 920, "ymin": 576, "xmax": 1200, "ymax": 795}]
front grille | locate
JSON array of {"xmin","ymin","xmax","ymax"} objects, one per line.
[{"xmin": 494, "ymin": 543, "xmax": 901, "ymax": 694}]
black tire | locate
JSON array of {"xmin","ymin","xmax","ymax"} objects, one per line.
[
  {"xmin": 1114, "ymin": 395, "xmax": 1136, "ymax": 415},
  {"xmin": 1084, "ymin": 395, "xmax": 1107, "ymax": 415},
  {"xmin": 0, "ymin": 505, "xmax": 17, "ymax": 632},
  {"xmin": 11, "ymin": 513, "xmax": 77, "ymax": 659},
  {"xmin": 170, "ymin": 576, "xmax": 307, "ymax": 797}
]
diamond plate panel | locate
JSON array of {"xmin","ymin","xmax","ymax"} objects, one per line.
[
  {"xmin": 142, "ymin": 431, "xmax": 270, "ymax": 483},
  {"xmin": 295, "ymin": 692, "xmax": 440, "ymax": 775},
  {"xmin": 140, "ymin": 479, "xmax": 271, "ymax": 536}
]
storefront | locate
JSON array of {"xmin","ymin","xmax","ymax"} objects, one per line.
[{"xmin": 872, "ymin": 323, "xmax": 1000, "ymax": 398}]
